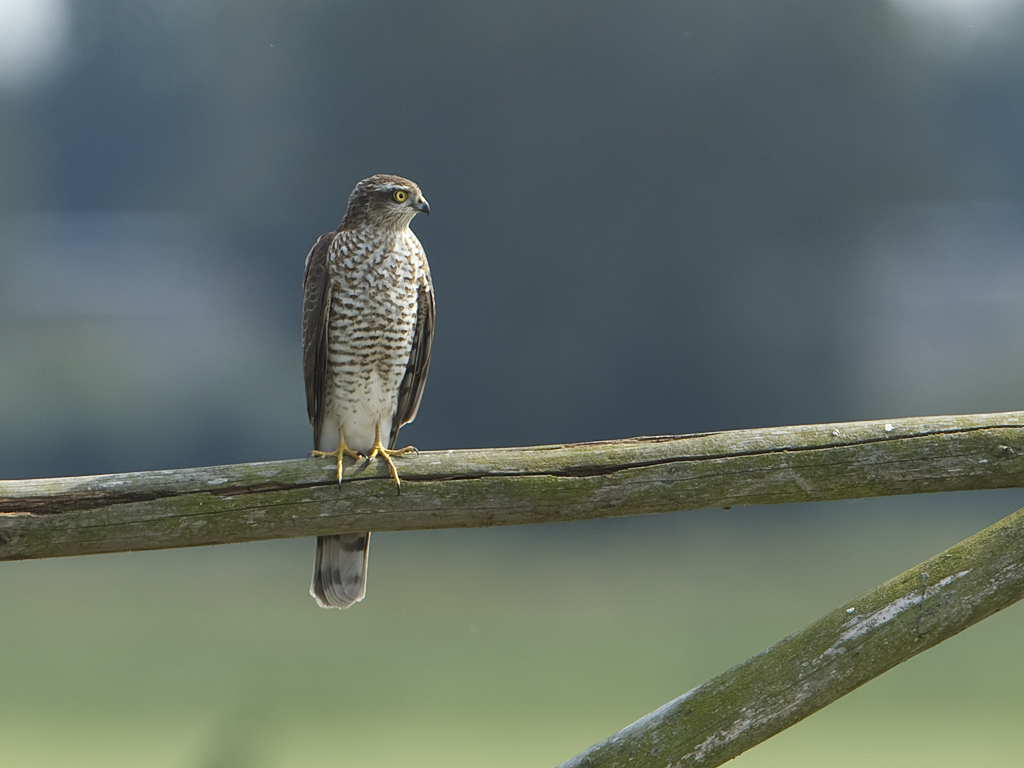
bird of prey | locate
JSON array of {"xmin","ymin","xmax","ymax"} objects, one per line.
[{"xmin": 302, "ymin": 174, "xmax": 434, "ymax": 608}]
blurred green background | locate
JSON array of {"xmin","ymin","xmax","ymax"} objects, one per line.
[{"xmin": 3, "ymin": 0, "xmax": 1024, "ymax": 765}]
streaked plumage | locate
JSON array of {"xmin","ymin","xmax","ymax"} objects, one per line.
[{"xmin": 302, "ymin": 174, "xmax": 434, "ymax": 608}]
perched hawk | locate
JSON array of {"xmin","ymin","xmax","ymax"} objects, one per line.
[{"xmin": 302, "ymin": 174, "xmax": 434, "ymax": 608}]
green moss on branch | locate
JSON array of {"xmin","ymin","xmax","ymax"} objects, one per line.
[
  {"xmin": 557, "ymin": 502, "xmax": 1024, "ymax": 768},
  {"xmin": 2, "ymin": 411, "xmax": 1024, "ymax": 560}
]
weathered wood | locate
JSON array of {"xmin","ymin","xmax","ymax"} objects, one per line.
[
  {"xmin": 556, "ymin": 501, "xmax": 1024, "ymax": 768},
  {"xmin": 2, "ymin": 411, "xmax": 1024, "ymax": 560}
]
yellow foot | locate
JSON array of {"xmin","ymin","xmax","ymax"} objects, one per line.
[
  {"xmin": 365, "ymin": 424, "xmax": 416, "ymax": 492},
  {"xmin": 312, "ymin": 440, "xmax": 363, "ymax": 483}
]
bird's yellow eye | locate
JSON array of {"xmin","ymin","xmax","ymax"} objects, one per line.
[{"xmin": 393, "ymin": 190, "xmax": 408, "ymax": 203}]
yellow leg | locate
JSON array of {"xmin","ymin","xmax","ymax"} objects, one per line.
[
  {"xmin": 312, "ymin": 430, "xmax": 363, "ymax": 483},
  {"xmin": 365, "ymin": 423, "xmax": 416, "ymax": 491}
]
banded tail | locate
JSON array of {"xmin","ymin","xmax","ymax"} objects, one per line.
[{"xmin": 310, "ymin": 532, "xmax": 370, "ymax": 608}]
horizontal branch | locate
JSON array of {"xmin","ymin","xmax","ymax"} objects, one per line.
[
  {"xmin": 3, "ymin": 411, "xmax": 1024, "ymax": 560},
  {"xmin": 556, "ymin": 500, "xmax": 1024, "ymax": 768}
]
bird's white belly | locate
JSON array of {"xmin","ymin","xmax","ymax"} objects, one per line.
[{"xmin": 318, "ymin": 369, "xmax": 399, "ymax": 455}]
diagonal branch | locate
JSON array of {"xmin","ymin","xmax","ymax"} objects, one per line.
[
  {"xmin": 555, "ymin": 501, "xmax": 1024, "ymax": 768},
  {"xmin": 2, "ymin": 411, "xmax": 1024, "ymax": 561}
]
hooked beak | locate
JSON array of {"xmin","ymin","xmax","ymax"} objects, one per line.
[{"xmin": 417, "ymin": 197, "xmax": 430, "ymax": 215}]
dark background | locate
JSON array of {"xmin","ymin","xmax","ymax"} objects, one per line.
[
  {"xmin": 3, "ymin": 1, "xmax": 1024, "ymax": 766},
  {"xmin": 5, "ymin": 0, "xmax": 1024, "ymax": 478}
]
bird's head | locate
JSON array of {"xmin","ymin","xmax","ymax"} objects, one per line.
[{"xmin": 340, "ymin": 174, "xmax": 430, "ymax": 231}]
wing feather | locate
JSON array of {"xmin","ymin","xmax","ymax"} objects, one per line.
[
  {"xmin": 390, "ymin": 271, "xmax": 435, "ymax": 448},
  {"xmin": 301, "ymin": 231, "xmax": 335, "ymax": 447}
]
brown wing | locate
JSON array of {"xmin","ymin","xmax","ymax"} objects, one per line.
[
  {"xmin": 389, "ymin": 276, "xmax": 435, "ymax": 448},
  {"xmin": 301, "ymin": 231, "xmax": 335, "ymax": 447}
]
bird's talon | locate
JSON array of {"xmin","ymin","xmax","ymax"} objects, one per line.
[
  {"xmin": 312, "ymin": 440, "xmax": 363, "ymax": 483},
  {"xmin": 362, "ymin": 424, "xmax": 412, "ymax": 491}
]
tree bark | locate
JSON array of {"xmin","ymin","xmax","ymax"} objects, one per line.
[
  {"xmin": 2, "ymin": 411, "xmax": 1024, "ymax": 560},
  {"xmin": 556, "ymin": 501, "xmax": 1024, "ymax": 767}
]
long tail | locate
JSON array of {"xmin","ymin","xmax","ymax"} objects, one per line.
[{"xmin": 310, "ymin": 532, "xmax": 370, "ymax": 608}]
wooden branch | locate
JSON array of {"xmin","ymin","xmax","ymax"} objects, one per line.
[
  {"xmin": 555, "ymin": 501, "xmax": 1024, "ymax": 768},
  {"xmin": 2, "ymin": 411, "xmax": 1024, "ymax": 561}
]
